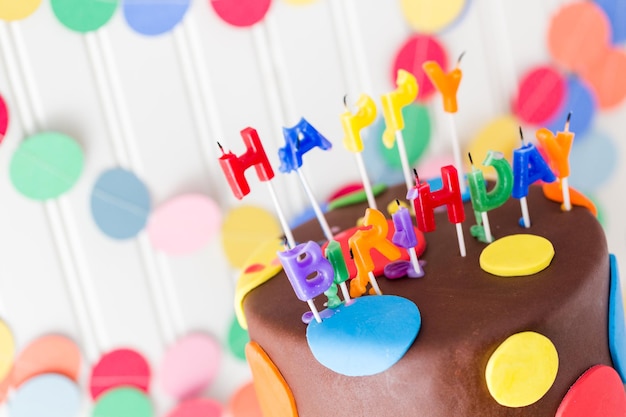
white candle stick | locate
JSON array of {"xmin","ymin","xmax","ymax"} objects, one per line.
[
  {"xmin": 396, "ymin": 130, "xmax": 414, "ymax": 192},
  {"xmin": 296, "ymin": 168, "xmax": 334, "ymax": 241},
  {"xmin": 339, "ymin": 282, "xmax": 351, "ymax": 304},
  {"xmin": 455, "ymin": 223, "xmax": 467, "ymax": 257},
  {"xmin": 266, "ymin": 180, "xmax": 296, "ymax": 248},
  {"xmin": 561, "ymin": 113, "xmax": 572, "ymax": 211},
  {"xmin": 307, "ymin": 299, "xmax": 322, "ymax": 323},
  {"xmin": 368, "ymin": 271, "xmax": 383, "ymax": 295},
  {"xmin": 408, "ymin": 247, "xmax": 423, "ymax": 276},
  {"xmin": 355, "ymin": 151, "xmax": 377, "ymax": 209},
  {"xmin": 520, "ymin": 196, "xmax": 531, "ymax": 228},
  {"xmin": 481, "ymin": 211, "xmax": 493, "ymax": 243}
]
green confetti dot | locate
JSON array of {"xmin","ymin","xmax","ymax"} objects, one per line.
[
  {"xmin": 92, "ymin": 388, "xmax": 153, "ymax": 417},
  {"xmin": 10, "ymin": 132, "xmax": 83, "ymax": 201},
  {"xmin": 51, "ymin": 0, "xmax": 118, "ymax": 33},
  {"xmin": 378, "ymin": 103, "xmax": 431, "ymax": 170},
  {"xmin": 228, "ymin": 314, "xmax": 249, "ymax": 361}
]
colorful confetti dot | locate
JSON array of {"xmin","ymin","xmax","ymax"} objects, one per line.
[
  {"xmin": 51, "ymin": 0, "xmax": 118, "ymax": 33},
  {"xmin": 123, "ymin": 0, "xmax": 190, "ymax": 36},
  {"xmin": 89, "ymin": 348, "xmax": 151, "ymax": 400},
  {"xmin": 210, "ymin": 0, "xmax": 272, "ymax": 27}
]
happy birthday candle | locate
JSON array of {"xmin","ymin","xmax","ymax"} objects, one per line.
[
  {"xmin": 341, "ymin": 94, "xmax": 378, "ymax": 209},
  {"xmin": 348, "ymin": 208, "xmax": 401, "ymax": 297},
  {"xmin": 279, "ymin": 118, "xmax": 334, "ymax": 242},
  {"xmin": 391, "ymin": 200, "xmax": 424, "ymax": 277},
  {"xmin": 324, "ymin": 240, "xmax": 351, "ymax": 307},
  {"xmin": 423, "ymin": 53, "xmax": 466, "ymax": 195},
  {"xmin": 218, "ymin": 127, "xmax": 296, "ymax": 248},
  {"xmin": 535, "ymin": 113, "xmax": 574, "ymax": 212},
  {"xmin": 467, "ymin": 151, "xmax": 513, "ymax": 243},
  {"xmin": 409, "ymin": 165, "xmax": 466, "ymax": 257},
  {"xmin": 381, "ymin": 69, "xmax": 418, "ymax": 192},
  {"xmin": 512, "ymin": 127, "xmax": 556, "ymax": 228}
]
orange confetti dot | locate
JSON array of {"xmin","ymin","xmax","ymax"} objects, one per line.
[
  {"xmin": 228, "ymin": 381, "xmax": 263, "ymax": 417},
  {"xmin": 581, "ymin": 48, "xmax": 626, "ymax": 109},
  {"xmin": 547, "ymin": 1, "xmax": 611, "ymax": 74}
]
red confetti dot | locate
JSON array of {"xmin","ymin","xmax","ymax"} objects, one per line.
[
  {"xmin": 210, "ymin": 0, "xmax": 272, "ymax": 27},
  {"xmin": 581, "ymin": 47, "xmax": 626, "ymax": 109},
  {"xmin": 0, "ymin": 94, "xmax": 8, "ymax": 141},
  {"xmin": 547, "ymin": 1, "xmax": 611, "ymax": 74},
  {"xmin": 89, "ymin": 348, "xmax": 151, "ymax": 400},
  {"xmin": 244, "ymin": 263, "xmax": 265, "ymax": 274},
  {"xmin": 512, "ymin": 65, "xmax": 566, "ymax": 125},
  {"xmin": 392, "ymin": 34, "xmax": 448, "ymax": 101}
]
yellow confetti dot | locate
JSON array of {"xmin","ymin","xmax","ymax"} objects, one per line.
[
  {"xmin": 0, "ymin": 0, "xmax": 41, "ymax": 21},
  {"xmin": 486, "ymin": 331, "xmax": 559, "ymax": 408},
  {"xmin": 234, "ymin": 238, "xmax": 284, "ymax": 330},
  {"xmin": 0, "ymin": 321, "xmax": 15, "ymax": 382},
  {"xmin": 221, "ymin": 205, "xmax": 281, "ymax": 269},
  {"xmin": 400, "ymin": 0, "xmax": 466, "ymax": 33},
  {"xmin": 480, "ymin": 234, "xmax": 554, "ymax": 277},
  {"xmin": 465, "ymin": 115, "xmax": 519, "ymax": 179}
]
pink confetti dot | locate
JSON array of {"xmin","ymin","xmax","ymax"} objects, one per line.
[
  {"xmin": 512, "ymin": 65, "xmax": 566, "ymax": 125},
  {"xmin": 0, "ymin": 93, "xmax": 8, "ymax": 141},
  {"xmin": 166, "ymin": 397, "xmax": 223, "ymax": 417},
  {"xmin": 581, "ymin": 47, "xmax": 626, "ymax": 109},
  {"xmin": 210, "ymin": 0, "xmax": 272, "ymax": 27},
  {"xmin": 392, "ymin": 34, "xmax": 448, "ymax": 101}
]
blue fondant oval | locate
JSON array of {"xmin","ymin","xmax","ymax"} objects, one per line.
[
  {"xmin": 306, "ymin": 295, "xmax": 421, "ymax": 376},
  {"xmin": 609, "ymin": 254, "xmax": 626, "ymax": 382}
]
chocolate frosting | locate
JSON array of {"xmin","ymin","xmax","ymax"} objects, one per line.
[{"xmin": 244, "ymin": 184, "xmax": 612, "ymax": 417}]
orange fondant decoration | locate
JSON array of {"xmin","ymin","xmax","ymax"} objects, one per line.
[
  {"xmin": 245, "ymin": 342, "xmax": 298, "ymax": 417},
  {"xmin": 536, "ymin": 127, "xmax": 573, "ymax": 178},
  {"xmin": 423, "ymin": 61, "xmax": 462, "ymax": 113},
  {"xmin": 556, "ymin": 365, "xmax": 626, "ymax": 417},
  {"xmin": 542, "ymin": 182, "xmax": 597, "ymax": 216}
]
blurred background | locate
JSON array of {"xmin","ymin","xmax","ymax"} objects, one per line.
[{"xmin": 0, "ymin": 0, "xmax": 624, "ymax": 415}]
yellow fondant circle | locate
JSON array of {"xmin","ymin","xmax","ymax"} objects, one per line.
[
  {"xmin": 400, "ymin": 0, "xmax": 466, "ymax": 33},
  {"xmin": 486, "ymin": 331, "xmax": 558, "ymax": 408},
  {"xmin": 480, "ymin": 234, "xmax": 554, "ymax": 277},
  {"xmin": 234, "ymin": 238, "xmax": 284, "ymax": 330}
]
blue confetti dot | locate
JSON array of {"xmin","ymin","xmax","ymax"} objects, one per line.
[
  {"xmin": 123, "ymin": 0, "xmax": 190, "ymax": 36},
  {"xmin": 9, "ymin": 374, "xmax": 81, "ymax": 417},
  {"xmin": 546, "ymin": 75, "xmax": 597, "ymax": 138},
  {"xmin": 91, "ymin": 168, "xmax": 151, "ymax": 239},
  {"xmin": 569, "ymin": 130, "xmax": 617, "ymax": 193},
  {"xmin": 594, "ymin": 0, "xmax": 626, "ymax": 44}
]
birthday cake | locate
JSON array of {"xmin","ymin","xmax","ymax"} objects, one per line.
[{"xmin": 235, "ymin": 181, "xmax": 626, "ymax": 417}]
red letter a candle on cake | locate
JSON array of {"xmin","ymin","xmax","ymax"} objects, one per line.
[
  {"xmin": 512, "ymin": 128, "xmax": 556, "ymax": 228},
  {"xmin": 467, "ymin": 151, "xmax": 513, "ymax": 243},
  {"xmin": 408, "ymin": 165, "xmax": 466, "ymax": 257},
  {"xmin": 278, "ymin": 241, "xmax": 335, "ymax": 323},
  {"xmin": 535, "ymin": 114, "xmax": 574, "ymax": 212},
  {"xmin": 348, "ymin": 208, "xmax": 401, "ymax": 298}
]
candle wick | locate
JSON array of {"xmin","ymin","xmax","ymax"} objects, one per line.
[
  {"xmin": 396, "ymin": 199, "xmax": 400, "ymax": 206},
  {"xmin": 468, "ymin": 152, "xmax": 474, "ymax": 167},
  {"xmin": 343, "ymin": 93, "xmax": 349, "ymax": 111},
  {"xmin": 217, "ymin": 141, "xmax": 225, "ymax": 154},
  {"xmin": 519, "ymin": 126, "xmax": 525, "ymax": 147},
  {"xmin": 565, "ymin": 111, "xmax": 572, "ymax": 132},
  {"xmin": 457, "ymin": 51, "xmax": 466, "ymax": 67},
  {"xmin": 413, "ymin": 168, "xmax": 420, "ymax": 185},
  {"xmin": 349, "ymin": 248, "xmax": 354, "ymax": 259}
]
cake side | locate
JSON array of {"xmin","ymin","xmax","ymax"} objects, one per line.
[{"xmin": 243, "ymin": 184, "xmax": 612, "ymax": 417}]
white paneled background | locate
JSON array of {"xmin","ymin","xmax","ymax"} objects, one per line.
[{"xmin": 0, "ymin": 0, "xmax": 625, "ymax": 415}]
